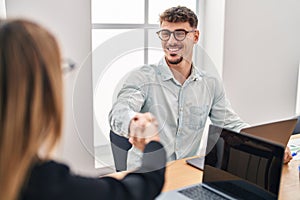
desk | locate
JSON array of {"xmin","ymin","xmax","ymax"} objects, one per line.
[
  {"xmin": 108, "ymin": 135, "xmax": 300, "ymax": 199},
  {"xmin": 162, "ymin": 134, "xmax": 300, "ymax": 200}
]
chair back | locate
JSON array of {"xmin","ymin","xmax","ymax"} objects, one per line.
[
  {"xmin": 292, "ymin": 116, "xmax": 300, "ymax": 134},
  {"xmin": 109, "ymin": 130, "xmax": 132, "ymax": 171}
]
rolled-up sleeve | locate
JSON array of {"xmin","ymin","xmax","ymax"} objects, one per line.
[{"xmin": 208, "ymin": 75, "xmax": 249, "ymax": 132}]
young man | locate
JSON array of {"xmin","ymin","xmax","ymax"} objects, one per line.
[{"xmin": 109, "ymin": 6, "xmax": 291, "ymax": 169}]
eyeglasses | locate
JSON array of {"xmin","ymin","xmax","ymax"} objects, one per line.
[
  {"xmin": 62, "ymin": 58, "xmax": 76, "ymax": 74},
  {"xmin": 156, "ymin": 29, "xmax": 195, "ymax": 41}
]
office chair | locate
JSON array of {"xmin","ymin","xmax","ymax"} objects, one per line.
[
  {"xmin": 292, "ymin": 116, "xmax": 300, "ymax": 135},
  {"xmin": 109, "ymin": 130, "xmax": 132, "ymax": 172}
]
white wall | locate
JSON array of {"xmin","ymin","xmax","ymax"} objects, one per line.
[
  {"xmin": 5, "ymin": 0, "xmax": 102, "ymax": 176},
  {"xmin": 201, "ymin": 0, "xmax": 225, "ymax": 76},
  {"xmin": 0, "ymin": 0, "xmax": 6, "ymax": 18},
  {"xmin": 222, "ymin": 0, "xmax": 300, "ymax": 124}
]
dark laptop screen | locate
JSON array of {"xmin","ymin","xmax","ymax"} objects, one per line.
[{"xmin": 203, "ymin": 125, "xmax": 284, "ymax": 200}]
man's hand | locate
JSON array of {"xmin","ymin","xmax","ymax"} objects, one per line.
[
  {"xmin": 129, "ymin": 112, "xmax": 160, "ymax": 151},
  {"xmin": 284, "ymin": 146, "xmax": 293, "ymax": 164}
]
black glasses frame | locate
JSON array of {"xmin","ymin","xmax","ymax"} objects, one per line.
[{"xmin": 156, "ymin": 29, "xmax": 195, "ymax": 41}]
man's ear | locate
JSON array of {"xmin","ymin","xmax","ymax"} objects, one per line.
[{"xmin": 193, "ymin": 30, "xmax": 200, "ymax": 43}]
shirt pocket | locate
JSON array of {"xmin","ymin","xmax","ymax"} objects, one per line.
[{"xmin": 186, "ymin": 105, "xmax": 209, "ymax": 130}]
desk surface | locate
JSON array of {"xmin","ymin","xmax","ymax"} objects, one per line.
[{"xmin": 162, "ymin": 134, "xmax": 300, "ymax": 200}]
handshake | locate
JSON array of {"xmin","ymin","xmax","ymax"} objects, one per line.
[{"xmin": 129, "ymin": 112, "xmax": 160, "ymax": 151}]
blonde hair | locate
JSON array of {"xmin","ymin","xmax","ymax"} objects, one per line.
[{"xmin": 0, "ymin": 19, "xmax": 63, "ymax": 200}]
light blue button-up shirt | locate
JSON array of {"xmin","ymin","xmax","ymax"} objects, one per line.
[{"xmin": 109, "ymin": 57, "xmax": 248, "ymax": 170}]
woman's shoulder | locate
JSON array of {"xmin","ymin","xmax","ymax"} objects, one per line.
[{"xmin": 27, "ymin": 160, "xmax": 71, "ymax": 187}]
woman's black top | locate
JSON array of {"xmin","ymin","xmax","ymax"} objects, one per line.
[{"xmin": 21, "ymin": 141, "xmax": 166, "ymax": 200}]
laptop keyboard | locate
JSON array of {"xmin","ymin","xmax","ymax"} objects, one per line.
[{"xmin": 178, "ymin": 185, "xmax": 225, "ymax": 200}]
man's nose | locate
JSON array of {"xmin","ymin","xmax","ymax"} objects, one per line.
[{"xmin": 167, "ymin": 33, "xmax": 177, "ymax": 43}]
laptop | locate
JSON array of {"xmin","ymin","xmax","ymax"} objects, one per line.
[
  {"xmin": 241, "ymin": 117, "xmax": 298, "ymax": 146},
  {"xmin": 156, "ymin": 124, "xmax": 285, "ymax": 200},
  {"xmin": 186, "ymin": 156, "xmax": 204, "ymax": 170},
  {"xmin": 185, "ymin": 117, "xmax": 297, "ymax": 171}
]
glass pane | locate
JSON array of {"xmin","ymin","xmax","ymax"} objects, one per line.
[
  {"xmin": 92, "ymin": 29, "xmax": 130, "ymax": 51},
  {"xmin": 92, "ymin": 0, "xmax": 144, "ymax": 23},
  {"xmin": 93, "ymin": 52, "xmax": 144, "ymax": 144},
  {"xmin": 92, "ymin": 29, "xmax": 145, "ymax": 148},
  {"xmin": 148, "ymin": 49, "xmax": 164, "ymax": 65},
  {"xmin": 147, "ymin": 28, "xmax": 164, "ymax": 64},
  {"xmin": 148, "ymin": 0, "xmax": 197, "ymax": 24}
]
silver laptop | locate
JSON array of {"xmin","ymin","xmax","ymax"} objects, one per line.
[
  {"xmin": 186, "ymin": 156, "xmax": 204, "ymax": 170},
  {"xmin": 156, "ymin": 124, "xmax": 285, "ymax": 200}
]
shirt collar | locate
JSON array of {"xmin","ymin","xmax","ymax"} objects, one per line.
[{"xmin": 189, "ymin": 65, "xmax": 203, "ymax": 81}]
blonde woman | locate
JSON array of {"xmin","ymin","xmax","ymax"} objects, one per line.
[{"xmin": 0, "ymin": 19, "xmax": 166, "ymax": 200}]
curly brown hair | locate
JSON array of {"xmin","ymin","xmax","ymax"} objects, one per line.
[{"xmin": 159, "ymin": 6, "xmax": 198, "ymax": 28}]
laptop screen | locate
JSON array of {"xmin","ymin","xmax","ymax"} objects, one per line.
[{"xmin": 203, "ymin": 125, "xmax": 284, "ymax": 200}]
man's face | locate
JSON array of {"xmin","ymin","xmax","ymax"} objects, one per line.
[{"xmin": 159, "ymin": 21, "xmax": 199, "ymax": 65}]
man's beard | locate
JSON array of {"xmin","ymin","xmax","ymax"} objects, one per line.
[{"xmin": 166, "ymin": 55, "xmax": 183, "ymax": 65}]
